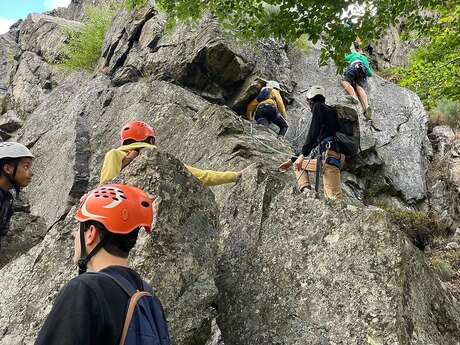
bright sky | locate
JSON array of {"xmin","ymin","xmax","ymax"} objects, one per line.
[{"xmin": 0, "ymin": 0, "xmax": 71, "ymax": 34}]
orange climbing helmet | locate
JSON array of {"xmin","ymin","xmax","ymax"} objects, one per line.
[
  {"xmin": 75, "ymin": 184, "xmax": 154, "ymax": 234},
  {"xmin": 120, "ymin": 120, "xmax": 156, "ymax": 145}
]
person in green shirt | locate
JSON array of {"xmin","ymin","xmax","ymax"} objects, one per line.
[{"xmin": 341, "ymin": 48, "xmax": 374, "ymax": 119}]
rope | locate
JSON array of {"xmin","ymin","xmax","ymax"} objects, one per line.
[
  {"xmin": 236, "ymin": 115, "xmax": 294, "ymax": 159},
  {"xmin": 236, "ymin": 115, "xmax": 324, "ymax": 192}
]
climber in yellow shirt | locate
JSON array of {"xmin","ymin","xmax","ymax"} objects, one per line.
[
  {"xmin": 246, "ymin": 80, "xmax": 288, "ymax": 136},
  {"xmin": 100, "ymin": 120, "xmax": 246, "ymax": 186}
]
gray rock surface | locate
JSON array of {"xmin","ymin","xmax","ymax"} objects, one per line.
[
  {"xmin": 449, "ymin": 140, "xmax": 460, "ymax": 192},
  {"xmin": 217, "ymin": 180, "xmax": 460, "ymax": 344},
  {"xmin": 370, "ymin": 26, "xmax": 423, "ymax": 69},
  {"xmin": 0, "ymin": 211, "xmax": 47, "ymax": 269},
  {"xmin": 0, "ymin": 149, "xmax": 221, "ymax": 345},
  {"xmin": 427, "ymin": 131, "xmax": 460, "ymax": 233},
  {"xmin": 0, "ymin": 110, "xmax": 23, "ymax": 133},
  {"xmin": 18, "ymin": 13, "xmax": 83, "ymax": 63},
  {"xmin": 0, "ymin": 3, "xmax": 457, "ymax": 345},
  {"xmin": 0, "ymin": 32, "xmax": 20, "ymax": 114},
  {"xmin": 11, "ymin": 51, "xmax": 62, "ymax": 115}
]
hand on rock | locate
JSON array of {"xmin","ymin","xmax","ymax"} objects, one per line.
[{"xmin": 278, "ymin": 160, "xmax": 292, "ymax": 172}]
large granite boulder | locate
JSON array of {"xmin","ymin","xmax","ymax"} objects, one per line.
[
  {"xmin": 18, "ymin": 13, "xmax": 83, "ymax": 64},
  {"xmin": 217, "ymin": 173, "xmax": 460, "ymax": 345}
]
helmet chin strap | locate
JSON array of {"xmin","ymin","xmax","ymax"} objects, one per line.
[
  {"xmin": 77, "ymin": 223, "xmax": 106, "ymax": 275},
  {"xmin": 1, "ymin": 161, "xmax": 20, "ymax": 196}
]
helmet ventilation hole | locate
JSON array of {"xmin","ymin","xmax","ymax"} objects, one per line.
[{"xmin": 141, "ymin": 201, "xmax": 150, "ymax": 208}]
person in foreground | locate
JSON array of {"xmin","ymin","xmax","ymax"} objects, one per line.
[{"xmin": 35, "ymin": 183, "xmax": 171, "ymax": 345}]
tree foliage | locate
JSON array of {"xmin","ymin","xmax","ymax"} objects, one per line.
[
  {"xmin": 156, "ymin": 0, "xmax": 450, "ymax": 67},
  {"xmin": 397, "ymin": 1, "xmax": 460, "ymax": 110}
]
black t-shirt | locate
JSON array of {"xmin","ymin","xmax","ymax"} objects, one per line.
[
  {"xmin": 35, "ymin": 265, "xmax": 145, "ymax": 345},
  {"xmin": 0, "ymin": 188, "xmax": 14, "ymax": 238},
  {"xmin": 298, "ymin": 102, "xmax": 340, "ymax": 157}
]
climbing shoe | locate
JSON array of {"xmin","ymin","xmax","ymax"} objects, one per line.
[{"xmin": 364, "ymin": 106, "xmax": 373, "ymax": 120}]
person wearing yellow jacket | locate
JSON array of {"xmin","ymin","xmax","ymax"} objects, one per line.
[
  {"xmin": 100, "ymin": 121, "xmax": 245, "ymax": 186},
  {"xmin": 246, "ymin": 80, "xmax": 289, "ymax": 136}
]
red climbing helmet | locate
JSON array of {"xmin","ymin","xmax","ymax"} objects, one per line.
[
  {"xmin": 120, "ymin": 120, "xmax": 156, "ymax": 144},
  {"xmin": 75, "ymin": 184, "xmax": 154, "ymax": 234}
]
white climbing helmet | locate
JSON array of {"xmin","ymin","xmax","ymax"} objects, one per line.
[
  {"xmin": 266, "ymin": 80, "xmax": 280, "ymax": 90},
  {"xmin": 306, "ymin": 85, "xmax": 326, "ymax": 100},
  {"xmin": 0, "ymin": 142, "xmax": 34, "ymax": 160}
]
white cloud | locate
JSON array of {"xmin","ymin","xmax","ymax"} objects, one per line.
[
  {"xmin": 0, "ymin": 18, "xmax": 15, "ymax": 35},
  {"xmin": 44, "ymin": 0, "xmax": 72, "ymax": 10}
]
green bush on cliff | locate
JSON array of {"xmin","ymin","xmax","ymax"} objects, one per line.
[
  {"xmin": 125, "ymin": 0, "xmax": 148, "ymax": 10},
  {"xmin": 58, "ymin": 4, "xmax": 116, "ymax": 72},
  {"xmin": 395, "ymin": 1, "xmax": 460, "ymax": 112}
]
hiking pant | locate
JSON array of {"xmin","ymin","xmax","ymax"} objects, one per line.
[
  {"xmin": 255, "ymin": 104, "xmax": 288, "ymax": 136},
  {"xmin": 293, "ymin": 150, "xmax": 345, "ymax": 199}
]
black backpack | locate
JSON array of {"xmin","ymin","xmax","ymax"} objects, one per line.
[
  {"xmin": 335, "ymin": 118, "xmax": 360, "ymax": 157},
  {"xmin": 354, "ymin": 62, "xmax": 368, "ymax": 79},
  {"xmin": 256, "ymin": 87, "xmax": 273, "ymax": 102}
]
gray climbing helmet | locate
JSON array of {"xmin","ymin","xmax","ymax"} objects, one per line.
[
  {"xmin": 306, "ymin": 85, "xmax": 326, "ymax": 100},
  {"xmin": 0, "ymin": 142, "xmax": 34, "ymax": 160},
  {"xmin": 266, "ymin": 80, "xmax": 280, "ymax": 90}
]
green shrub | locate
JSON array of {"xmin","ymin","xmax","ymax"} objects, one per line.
[
  {"xmin": 430, "ymin": 257, "xmax": 455, "ymax": 281},
  {"xmin": 434, "ymin": 99, "xmax": 460, "ymax": 129},
  {"xmin": 58, "ymin": 4, "xmax": 116, "ymax": 72},
  {"xmin": 380, "ymin": 206, "xmax": 445, "ymax": 249},
  {"xmin": 124, "ymin": 0, "xmax": 148, "ymax": 10},
  {"xmin": 378, "ymin": 67, "xmax": 404, "ymax": 84},
  {"xmin": 292, "ymin": 34, "xmax": 311, "ymax": 56}
]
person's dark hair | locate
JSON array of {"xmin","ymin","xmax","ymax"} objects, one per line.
[
  {"xmin": 81, "ymin": 220, "xmax": 139, "ymax": 258},
  {"xmin": 122, "ymin": 137, "xmax": 155, "ymax": 146},
  {"xmin": 309, "ymin": 95, "xmax": 326, "ymax": 104}
]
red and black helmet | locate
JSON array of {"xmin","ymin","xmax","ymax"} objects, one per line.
[
  {"xmin": 120, "ymin": 120, "xmax": 156, "ymax": 145},
  {"xmin": 75, "ymin": 184, "xmax": 154, "ymax": 234}
]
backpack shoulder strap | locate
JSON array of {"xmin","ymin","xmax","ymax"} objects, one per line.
[
  {"xmin": 87, "ymin": 271, "xmax": 137, "ymax": 296},
  {"xmin": 119, "ymin": 290, "xmax": 152, "ymax": 345}
]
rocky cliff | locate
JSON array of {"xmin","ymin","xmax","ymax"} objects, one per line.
[{"xmin": 0, "ymin": 1, "xmax": 459, "ymax": 345}]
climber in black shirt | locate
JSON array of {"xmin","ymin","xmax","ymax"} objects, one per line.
[
  {"xmin": 35, "ymin": 183, "xmax": 171, "ymax": 345},
  {"xmin": 278, "ymin": 85, "xmax": 346, "ymax": 199},
  {"xmin": 0, "ymin": 142, "xmax": 34, "ymax": 248}
]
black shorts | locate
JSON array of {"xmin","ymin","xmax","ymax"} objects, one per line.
[{"xmin": 343, "ymin": 63, "xmax": 368, "ymax": 89}]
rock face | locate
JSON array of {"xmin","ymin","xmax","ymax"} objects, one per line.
[
  {"xmin": 427, "ymin": 128, "xmax": 460, "ymax": 232},
  {"xmin": 0, "ymin": 2, "xmax": 458, "ymax": 345},
  {"xmin": 369, "ymin": 25, "xmax": 423, "ymax": 69},
  {"xmin": 0, "ymin": 150, "xmax": 221, "ymax": 345},
  {"xmin": 0, "ymin": 32, "xmax": 20, "ymax": 114},
  {"xmin": 218, "ymin": 181, "xmax": 460, "ymax": 344},
  {"xmin": 18, "ymin": 14, "xmax": 83, "ymax": 63}
]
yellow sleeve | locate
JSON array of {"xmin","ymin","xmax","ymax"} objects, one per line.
[
  {"xmin": 99, "ymin": 149, "xmax": 127, "ymax": 184},
  {"xmin": 273, "ymin": 90, "xmax": 287, "ymax": 119},
  {"xmin": 184, "ymin": 165, "xmax": 240, "ymax": 186},
  {"xmin": 246, "ymin": 99, "xmax": 258, "ymax": 120}
]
